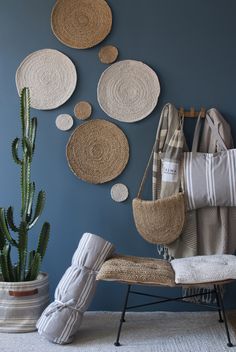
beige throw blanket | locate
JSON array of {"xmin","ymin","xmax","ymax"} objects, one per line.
[{"xmin": 153, "ymin": 103, "xmax": 198, "ymax": 259}]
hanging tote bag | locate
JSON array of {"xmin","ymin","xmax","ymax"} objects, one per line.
[
  {"xmin": 184, "ymin": 112, "xmax": 236, "ymax": 210},
  {"xmin": 132, "ymin": 110, "xmax": 186, "ymax": 245}
]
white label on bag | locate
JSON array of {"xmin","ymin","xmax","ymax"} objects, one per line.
[{"xmin": 162, "ymin": 160, "xmax": 179, "ymax": 182}]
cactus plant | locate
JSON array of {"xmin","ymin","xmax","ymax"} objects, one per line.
[{"xmin": 0, "ymin": 87, "xmax": 50, "ymax": 282}]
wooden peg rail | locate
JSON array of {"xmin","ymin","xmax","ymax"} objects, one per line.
[{"xmin": 179, "ymin": 107, "xmax": 206, "ymax": 118}]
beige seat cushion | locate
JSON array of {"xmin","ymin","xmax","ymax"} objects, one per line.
[{"xmin": 97, "ymin": 254, "xmax": 176, "ymax": 287}]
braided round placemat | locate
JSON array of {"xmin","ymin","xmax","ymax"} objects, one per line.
[
  {"xmin": 16, "ymin": 49, "xmax": 77, "ymax": 110},
  {"xmin": 66, "ymin": 119, "xmax": 129, "ymax": 184},
  {"xmin": 111, "ymin": 183, "xmax": 129, "ymax": 202},
  {"xmin": 97, "ymin": 60, "xmax": 160, "ymax": 122},
  {"xmin": 74, "ymin": 101, "xmax": 92, "ymax": 120},
  {"xmin": 56, "ymin": 114, "xmax": 74, "ymax": 131},
  {"xmin": 51, "ymin": 0, "xmax": 112, "ymax": 49},
  {"xmin": 98, "ymin": 45, "xmax": 118, "ymax": 64}
]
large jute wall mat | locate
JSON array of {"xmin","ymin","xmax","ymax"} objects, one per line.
[
  {"xmin": 66, "ymin": 119, "xmax": 129, "ymax": 184},
  {"xmin": 51, "ymin": 0, "xmax": 112, "ymax": 49}
]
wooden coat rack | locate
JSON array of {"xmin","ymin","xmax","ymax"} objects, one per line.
[{"xmin": 179, "ymin": 107, "xmax": 206, "ymax": 118}]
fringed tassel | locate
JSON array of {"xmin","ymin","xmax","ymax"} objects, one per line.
[
  {"xmin": 157, "ymin": 245, "xmax": 173, "ymax": 261},
  {"xmin": 183, "ymin": 286, "xmax": 217, "ymax": 304}
]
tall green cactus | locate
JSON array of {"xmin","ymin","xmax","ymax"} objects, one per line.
[{"xmin": 0, "ymin": 88, "xmax": 50, "ymax": 282}]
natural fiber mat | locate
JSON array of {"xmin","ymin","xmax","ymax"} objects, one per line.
[
  {"xmin": 97, "ymin": 254, "xmax": 175, "ymax": 287},
  {"xmin": 74, "ymin": 101, "xmax": 92, "ymax": 120},
  {"xmin": 97, "ymin": 60, "xmax": 160, "ymax": 122},
  {"xmin": 66, "ymin": 119, "xmax": 129, "ymax": 184},
  {"xmin": 51, "ymin": 0, "xmax": 112, "ymax": 49},
  {"xmin": 55, "ymin": 114, "xmax": 74, "ymax": 131},
  {"xmin": 98, "ymin": 45, "xmax": 118, "ymax": 64},
  {"xmin": 16, "ymin": 49, "xmax": 77, "ymax": 110},
  {"xmin": 110, "ymin": 183, "xmax": 129, "ymax": 202}
]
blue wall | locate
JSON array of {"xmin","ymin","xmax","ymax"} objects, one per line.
[{"xmin": 0, "ymin": 0, "xmax": 236, "ymax": 311}]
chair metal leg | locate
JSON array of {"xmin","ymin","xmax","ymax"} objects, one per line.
[
  {"xmin": 215, "ymin": 285, "xmax": 233, "ymax": 347},
  {"xmin": 114, "ymin": 285, "xmax": 131, "ymax": 347},
  {"xmin": 214, "ymin": 285, "xmax": 224, "ymax": 323}
]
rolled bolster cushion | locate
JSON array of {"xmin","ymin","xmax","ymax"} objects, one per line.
[{"xmin": 36, "ymin": 233, "xmax": 115, "ymax": 345}]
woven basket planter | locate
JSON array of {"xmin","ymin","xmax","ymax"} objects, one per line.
[{"xmin": 0, "ymin": 272, "xmax": 49, "ymax": 333}]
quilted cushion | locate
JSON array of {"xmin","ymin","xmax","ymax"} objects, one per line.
[{"xmin": 171, "ymin": 254, "xmax": 236, "ymax": 284}]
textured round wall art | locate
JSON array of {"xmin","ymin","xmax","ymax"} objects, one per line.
[
  {"xmin": 66, "ymin": 119, "xmax": 129, "ymax": 184},
  {"xmin": 16, "ymin": 49, "xmax": 77, "ymax": 110},
  {"xmin": 56, "ymin": 114, "xmax": 74, "ymax": 131},
  {"xmin": 97, "ymin": 60, "xmax": 160, "ymax": 123},
  {"xmin": 99, "ymin": 45, "xmax": 118, "ymax": 64},
  {"xmin": 111, "ymin": 183, "xmax": 129, "ymax": 202},
  {"xmin": 51, "ymin": 0, "xmax": 112, "ymax": 49},
  {"xmin": 74, "ymin": 101, "xmax": 92, "ymax": 120}
]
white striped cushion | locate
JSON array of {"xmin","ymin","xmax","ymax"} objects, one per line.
[{"xmin": 184, "ymin": 149, "xmax": 236, "ymax": 210}]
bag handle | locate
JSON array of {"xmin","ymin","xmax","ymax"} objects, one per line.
[
  {"xmin": 137, "ymin": 144, "xmax": 155, "ymax": 198},
  {"xmin": 192, "ymin": 112, "xmax": 202, "ymax": 152},
  {"xmin": 192, "ymin": 112, "xmax": 227, "ymax": 152},
  {"xmin": 205, "ymin": 113, "xmax": 227, "ymax": 151},
  {"xmin": 136, "ymin": 107, "xmax": 167, "ymax": 198}
]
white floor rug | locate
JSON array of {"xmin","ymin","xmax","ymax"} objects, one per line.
[{"xmin": 1, "ymin": 311, "xmax": 235, "ymax": 352}]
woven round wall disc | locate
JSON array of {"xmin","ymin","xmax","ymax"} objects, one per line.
[
  {"xmin": 74, "ymin": 101, "xmax": 92, "ymax": 120},
  {"xmin": 97, "ymin": 60, "xmax": 160, "ymax": 123},
  {"xmin": 111, "ymin": 183, "xmax": 129, "ymax": 202},
  {"xmin": 66, "ymin": 119, "xmax": 129, "ymax": 184},
  {"xmin": 56, "ymin": 114, "xmax": 74, "ymax": 131},
  {"xmin": 16, "ymin": 49, "xmax": 77, "ymax": 110},
  {"xmin": 51, "ymin": 0, "xmax": 112, "ymax": 49},
  {"xmin": 99, "ymin": 45, "xmax": 118, "ymax": 64}
]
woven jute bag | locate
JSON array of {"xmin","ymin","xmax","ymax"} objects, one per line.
[
  {"xmin": 132, "ymin": 120, "xmax": 186, "ymax": 245},
  {"xmin": 133, "ymin": 194, "xmax": 185, "ymax": 245}
]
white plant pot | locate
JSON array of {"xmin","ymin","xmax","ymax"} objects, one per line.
[{"xmin": 0, "ymin": 272, "xmax": 49, "ymax": 333}]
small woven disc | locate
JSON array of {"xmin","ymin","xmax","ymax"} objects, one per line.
[
  {"xmin": 51, "ymin": 0, "xmax": 112, "ymax": 49},
  {"xmin": 97, "ymin": 60, "xmax": 160, "ymax": 123},
  {"xmin": 66, "ymin": 119, "xmax": 129, "ymax": 184},
  {"xmin": 56, "ymin": 114, "xmax": 74, "ymax": 131},
  {"xmin": 16, "ymin": 49, "xmax": 77, "ymax": 110},
  {"xmin": 111, "ymin": 183, "xmax": 129, "ymax": 202},
  {"xmin": 99, "ymin": 45, "xmax": 118, "ymax": 64},
  {"xmin": 74, "ymin": 101, "xmax": 92, "ymax": 120}
]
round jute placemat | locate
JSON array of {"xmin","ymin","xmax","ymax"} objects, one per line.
[
  {"xmin": 74, "ymin": 101, "xmax": 92, "ymax": 120},
  {"xmin": 16, "ymin": 49, "xmax": 77, "ymax": 110},
  {"xmin": 97, "ymin": 60, "xmax": 160, "ymax": 123},
  {"xmin": 56, "ymin": 114, "xmax": 74, "ymax": 131},
  {"xmin": 51, "ymin": 0, "xmax": 112, "ymax": 49},
  {"xmin": 66, "ymin": 119, "xmax": 129, "ymax": 184},
  {"xmin": 99, "ymin": 45, "xmax": 118, "ymax": 64},
  {"xmin": 111, "ymin": 183, "xmax": 129, "ymax": 202}
]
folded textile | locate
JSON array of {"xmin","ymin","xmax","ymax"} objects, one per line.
[
  {"xmin": 171, "ymin": 254, "xmax": 236, "ymax": 284},
  {"xmin": 37, "ymin": 233, "xmax": 114, "ymax": 344}
]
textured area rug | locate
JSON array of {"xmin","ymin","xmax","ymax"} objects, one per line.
[{"xmin": 1, "ymin": 311, "xmax": 235, "ymax": 352}]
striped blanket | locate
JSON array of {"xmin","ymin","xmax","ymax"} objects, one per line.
[{"xmin": 152, "ymin": 103, "xmax": 197, "ymax": 259}]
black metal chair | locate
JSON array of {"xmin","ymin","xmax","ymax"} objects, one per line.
[{"xmin": 97, "ymin": 254, "xmax": 234, "ymax": 347}]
